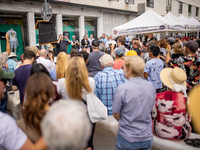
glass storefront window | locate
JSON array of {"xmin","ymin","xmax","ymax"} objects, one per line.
[
  {"xmin": 62, "ymin": 15, "xmax": 79, "ymax": 53},
  {"xmin": 84, "ymin": 17, "xmax": 97, "ymax": 39}
]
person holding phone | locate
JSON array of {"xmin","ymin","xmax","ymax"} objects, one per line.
[
  {"xmin": 55, "ymin": 34, "xmax": 71, "ymax": 55},
  {"xmin": 0, "ymin": 33, "xmax": 11, "ymax": 68},
  {"xmin": 36, "ymin": 49, "xmax": 55, "ymax": 72}
]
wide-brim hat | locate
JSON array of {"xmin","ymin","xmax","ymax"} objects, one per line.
[
  {"xmin": 0, "ymin": 69, "xmax": 15, "ymax": 79},
  {"xmin": 8, "ymin": 52, "xmax": 17, "ymax": 58},
  {"xmin": 160, "ymin": 67, "xmax": 186, "ymax": 90}
]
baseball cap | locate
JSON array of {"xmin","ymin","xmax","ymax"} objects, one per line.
[
  {"xmin": 92, "ymin": 40, "xmax": 99, "ymax": 47},
  {"xmin": 167, "ymin": 37, "xmax": 175, "ymax": 43},
  {"xmin": 0, "ymin": 69, "xmax": 15, "ymax": 79},
  {"xmin": 189, "ymin": 33, "xmax": 196, "ymax": 37},
  {"xmin": 175, "ymin": 35, "xmax": 182, "ymax": 39},
  {"xmin": 186, "ymin": 40, "xmax": 198, "ymax": 52},
  {"xmin": 115, "ymin": 48, "xmax": 124, "ymax": 56},
  {"xmin": 99, "ymin": 54, "xmax": 114, "ymax": 66},
  {"xmin": 182, "ymin": 37, "xmax": 189, "ymax": 41},
  {"xmin": 125, "ymin": 50, "xmax": 137, "ymax": 56}
]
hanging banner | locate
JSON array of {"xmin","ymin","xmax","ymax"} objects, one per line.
[{"xmin": 113, "ymin": 26, "xmax": 166, "ymax": 36}]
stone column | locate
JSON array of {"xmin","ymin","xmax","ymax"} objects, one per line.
[
  {"xmin": 97, "ymin": 17, "xmax": 103, "ymax": 38},
  {"xmin": 56, "ymin": 14, "xmax": 63, "ymax": 37},
  {"xmin": 79, "ymin": 15, "xmax": 85, "ymax": 44},
  {"xmin": 27, "ymin": 12, "xmax": 36, "ymax": 46}
]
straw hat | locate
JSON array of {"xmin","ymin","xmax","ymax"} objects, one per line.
[
  {"xmin": 160, "ymin": 67, "xmax": 186, "ymax": 90},
  {"xmin": 8, "ymin": 52, "xmax": 17, "ymax": 58}
]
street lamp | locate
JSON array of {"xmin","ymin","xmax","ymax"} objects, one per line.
[{"xmin": 41, "ymin": 0, "xmax": 52, "ymax": 21}]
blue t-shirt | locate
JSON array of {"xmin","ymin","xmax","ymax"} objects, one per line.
[
  {"xmin": 100, "ymin": 38, "xmax": 107, "ymax": 44},
  {"xmin": 12, "ymin": 64, "xmax": 32, "ymax": 103},
  {"xmin": 6, "ymin": 59, "xmax": 17, "ymax": 72},
  {"xmin": 49, "ymin": 65, "xmax": 57, "ymax": 81},
  {"xmin": 144, "ymin": 58, "xmax": 164, "ymax": 89}
]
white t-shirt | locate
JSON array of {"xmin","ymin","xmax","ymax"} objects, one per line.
[
  {"xmin": 0, "ymin": 112, "xmax": 27, "ymax": 150},
  {"xmin": 57, "ymin": 77, "xmax": 95, "ymax": 100},
  {"xmin": 105, "ymin": 39, "xmax": 112, "ymax": 48},
  {"xmin": 36, "ymin": 57, "xmax": 55, "ymax": 72},
  {"xmin": 7, "ymin": 30, "xmax": 17, "ymax": 42}
]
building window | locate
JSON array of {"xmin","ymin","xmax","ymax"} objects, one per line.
[
  {"xmin": 196, "ymin": 7, "xmax": 199, "ymax": 16},
  {"xmin": 125, "ymin": 0, "xmax": 134, "ymax": 4},
  {"xmin": 166, "ymin": 0, "xmax": 172, "ymax": 11},
  {"xmin": 146, "ymin": 0, "xmax": 154, "ymax": 8},
  {"xmin": 188, "ymin": 5, "xmax": 192, "ymax": 15},
  {"xmin": 178, "ymin": 2, "xmax": 183, "ymax": 13}
]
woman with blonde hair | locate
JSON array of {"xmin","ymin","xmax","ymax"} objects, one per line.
[
  {"xmin": 166, "ymin": 43, "xmax": 183, "ymax": 67},
  {"xmin": 57, "ymin": 56, "xmax": 95, "ymax": 149},
  {"xmin": 17, "ymin": 72, "xmax": 54, "ymax": 143},
  {"xmin": 49, "ymin": 52, "xmax": 68, "ymax": 81}
]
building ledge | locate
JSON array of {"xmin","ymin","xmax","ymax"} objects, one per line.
[{"xmin": 25, "ymin": 0, "xmax": 137, "ymax": 14}]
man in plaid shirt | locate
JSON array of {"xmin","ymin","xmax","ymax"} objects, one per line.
[{"xmin": 94, "ymin": 54, "xmax": 126, "ymax": 115}]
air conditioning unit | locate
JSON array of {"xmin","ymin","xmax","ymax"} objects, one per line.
[
  {"xmin": 125, "ymin": 0, "xmax": 129, "ymax": 4},
  {"xmin": 188, "ymin": 12, "xmax": 191, "ymax": 16},
  {"xmin": 166, "ymin": 5, "xmax": 171, "ymax": 11}
]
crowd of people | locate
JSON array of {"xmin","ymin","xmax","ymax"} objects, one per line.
[{"xmin": 0, "ymin": 31, "xmax": 200, "ymax": 150}]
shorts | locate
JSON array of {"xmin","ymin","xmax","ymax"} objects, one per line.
[{"xmin": 10, "ymin": 41, "xmax": 17, "ymax": 49}]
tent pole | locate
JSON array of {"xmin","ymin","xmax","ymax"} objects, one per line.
[
  {"xmin": 198, "ymin": 29, "xmax": 199, "ymax": 39},
  {"xmin": 166, "ymin": 31, "xmax": 168, "ymax": 35},
  {"xmin": 186, "ymin": 30, "xmax": 188, "ymax": 37}
]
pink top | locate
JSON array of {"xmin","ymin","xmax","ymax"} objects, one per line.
[{"xmin": 113, "ymin": 60, "xmax": 124, "ymax": 70}]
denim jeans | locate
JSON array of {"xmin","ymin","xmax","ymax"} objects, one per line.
[{"xmin": 116, "ymin": 134, "xmax": 153, "ymax": 150}]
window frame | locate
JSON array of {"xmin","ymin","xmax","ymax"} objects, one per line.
[
  {"xmin": 178, "ymin": 1, "xmax": 183, "ymax": 14},
  {"xmin": 196, "ymin": 7, "xmax": 199, "ymax": 17},
  {"xmin": 146, "ymin": 0, "xmax": 154, "ymax": 8}
]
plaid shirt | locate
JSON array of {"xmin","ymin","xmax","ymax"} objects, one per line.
[{"xmin": 94, "ymin": 67, "xmax": 126, "ymax": 115}]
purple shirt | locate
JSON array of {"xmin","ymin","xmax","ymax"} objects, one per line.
[
  {"xmin": 0, "ymin": 112, "xmax": 27, "ymax": 150},
  {"xmin": 12, "ymin": 64, "xmax": 32, "ymax": 103},
  {"xmin": 112, "ymin": 77, "xmax": 156, "ymax": 143}
]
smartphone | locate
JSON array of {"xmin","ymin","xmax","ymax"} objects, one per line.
[{"xmin": 0, "ymin": 32, "xmax": 6, "ymax": 40}]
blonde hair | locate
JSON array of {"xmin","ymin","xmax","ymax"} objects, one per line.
[
  {"xmin": 56, "ymin": 52, "xmax": 68, "ymax": 79},
  {"xmin": 173, "ymin": 43, "xmax": 183, "ymax": 54},
  {"xmin": 29, "ymin": 46, "xmax": 39, "ymax": 55},
  {"xmin": 65, "ymin": 57, "xmax": 92, "ymax": 101}
]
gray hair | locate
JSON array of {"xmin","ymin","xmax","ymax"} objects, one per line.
[
  {"xmin": 147, "ymin": 41, "xmax": 155, "ymax": 52},
  {"xmin": 124, "ymin": 56, "xmax": 145, "ymax": 77},
  {"xmin": 99, "ymin": 43, "xmax": 105, "ymax": 52},
  {"xmin": 41, "ymin": 100, "xmax": 91, "ymax": 150}
]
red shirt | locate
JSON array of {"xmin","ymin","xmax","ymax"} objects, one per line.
[{"xmin": 113, "ymin": 60, "xmax": 124, "ymax": 70}]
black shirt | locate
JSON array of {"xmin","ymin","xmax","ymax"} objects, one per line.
[
  {"xmin": 55, "ymin": 40, "xmax": 71, "ymax": 55},
  {"xmin": 134, "ymin": 48, "xmax": 141, "ymax": 56}
]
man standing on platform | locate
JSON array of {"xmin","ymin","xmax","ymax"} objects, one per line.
[{"xmin": 55, "ymin": 34, "xmax": 71, "ymax": 55}]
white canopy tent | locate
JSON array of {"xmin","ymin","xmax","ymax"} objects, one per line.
[
  {"xmin": 164, "ymin": 12, "xmax": 198, "ymax": 32},
  {"xmin": 178, "ymin": 14, "xmax": 199, "ymax": 37},
  {"xmin": 190, "ymin": 17, "xmax": 200, "ymax": 26},
  {"xmin": 112, "ymin": 9, "xmax": 183, "ymax": 37}
]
